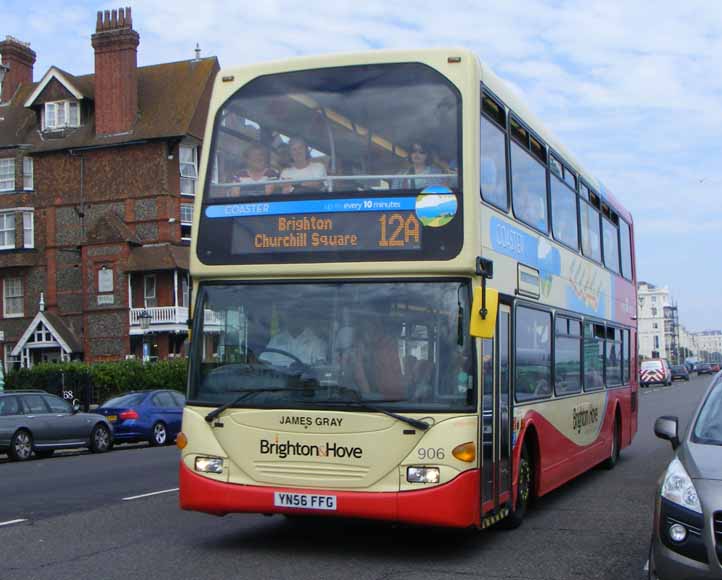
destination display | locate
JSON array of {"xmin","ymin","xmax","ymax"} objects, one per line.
[
  {"xmin": 198, "ymin": 189, "xmax": 462, "ymax": 263},
  {"xmin": 229, "ymin": 212, "xmax": 421, "ymax": 253}
]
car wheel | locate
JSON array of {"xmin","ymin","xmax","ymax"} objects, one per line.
[
  {"xmin": 602, "ymin": 416, "xmax": 621, "ymax": 469},
  {"xmin": 34, "ymin": 449, "xmax": 55, "ymax": 459},
  {"xmin": 9, "ymin": 429, "xmax": 33, "ymax": 462},
  {"xmin": 150, "ymin": 422, "xmax": 167, "ymax": 447},
  {"xmin": 498, "ymin": 443, "xmax": 533, "ymax": 529},
  {"xmin": 90, "ymin": 424, "xmax": 112, "ymax": 453}
]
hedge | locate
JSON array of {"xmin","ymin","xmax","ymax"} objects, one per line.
[{"xmin": 5, "ymin": 359, "xmax": 188, "ymax": 405}]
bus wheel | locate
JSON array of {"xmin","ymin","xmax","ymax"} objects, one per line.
[
  {"xmin": 602, "ymin": 416, "xmax": 621, "ymax": 470},
  {"xmin": 499, "ymin": 444, "xmax": 533, "ymax": 529}
]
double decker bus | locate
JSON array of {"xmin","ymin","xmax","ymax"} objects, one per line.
[{"xmin": 178, "ymin": 48, "xmax": 638, "ymax": 529}]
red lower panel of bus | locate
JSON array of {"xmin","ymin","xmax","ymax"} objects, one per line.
[{"xmin": 180, "ymin": 462, "xmax": 480, "ymax": 528}]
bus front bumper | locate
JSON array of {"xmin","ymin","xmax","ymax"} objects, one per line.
[{"xmin": 179, "ymin": 462, "xmax": 480, "ymax": 528}]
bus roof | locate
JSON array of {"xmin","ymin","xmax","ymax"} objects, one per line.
[{"xmin": 213, "ymin": 47, "xmax": 632, "ymax": 224}]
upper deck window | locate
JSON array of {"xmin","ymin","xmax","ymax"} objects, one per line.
[
  {"xmin": 206, "ymin": 63, "xmax": 460, "ymax": 199},
  {"xmin": 198, "ymin": 63, "xmax": 463, "ymax": 265},
  {"xmin": 480, "ymin": 114, "xmax": 508, "ymax": 211}
]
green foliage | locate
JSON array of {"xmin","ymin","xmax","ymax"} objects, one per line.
[{"xmin": 5, "ymin": 358, "xmax": 188, "ymax": 404}]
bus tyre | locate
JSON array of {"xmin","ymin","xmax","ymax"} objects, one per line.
[
  {"xmin": 602, "ymin": 417, "xmax": 621, "ymax": 470},
  {"xmin": 500, "ymin": 444, "xmax": 532, "ymax": 529}
]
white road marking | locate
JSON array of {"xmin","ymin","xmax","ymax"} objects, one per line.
[
  {"xmin": 122, "ymin": 488, "xmax": 179, "ymax": 501},
  {"xmin": 643, "ymin": 560, "xmax": 649, "ymax": 572},
  {"xmin": 0, "ymin": 519, "xmax": 27, "ymax": 527}
]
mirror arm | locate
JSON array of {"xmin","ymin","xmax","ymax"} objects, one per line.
[{"xmin": 475, "ymin": 257, "xmax": 494, "ymax": 319}]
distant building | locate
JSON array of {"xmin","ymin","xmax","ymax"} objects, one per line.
[
  {"xmin": 678, "ymin": 325, "xmax": 699, "ymax": 360},
  {"xmin": 0, "ymin": 8, "xmax": 218, "ymax": 369},
  {"xmin": 637, "ymin": 281, "xmax": 681, "ymax": 363},
  {"xmin": 696, "ymin": 331, "xmax": 722, "ymax": 364}
]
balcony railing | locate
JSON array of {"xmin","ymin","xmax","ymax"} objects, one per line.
[
  {"xmin": 129, "ymin": 307, "xmax": 224, "ymax": 328},
  {"xmin": 130, "ymin": 306, "xmax": 189, "ymax": 326}
]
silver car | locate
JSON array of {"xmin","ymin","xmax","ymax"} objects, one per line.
[
  {"xmin": 0, "ymin": 390, "xmax": 113, "ymax": 461},
  {"xmin": 650, "ymin": 376, "xmax": 722, "ymax": 579}
]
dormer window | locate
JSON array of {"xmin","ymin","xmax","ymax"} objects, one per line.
[{"xmin": 43, "ymin": 100, "xmax": 80, "ymax": 130}]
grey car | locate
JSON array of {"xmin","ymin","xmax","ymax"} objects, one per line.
[
  {"xmin": 649, "ymin": 375, "xmax": 722, "ymax": 579},
  {"xmin": 0, "ymin": 390, "xmax": 113, "ymax": 461}
]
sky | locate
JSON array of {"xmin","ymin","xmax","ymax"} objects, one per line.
[{"xmin": 3, "ymin": 0, "xmax": 722, "ymax": 331}]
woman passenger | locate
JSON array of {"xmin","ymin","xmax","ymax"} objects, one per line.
[
  {"xmin": 279, "ymin": 136, "xmax": 328, "ymax": 193},
  {"xmin": 393, "ymin": 142, "xmax": 446, "ymax": 190}
]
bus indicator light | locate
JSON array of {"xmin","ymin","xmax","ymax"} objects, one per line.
[
  {"xmin": 452, "ymin": 442, "xmax": 476, "ymax": 463},
  {"xmin": 176, "ymin": 432, "xmax": 188, "ymax": 449}
]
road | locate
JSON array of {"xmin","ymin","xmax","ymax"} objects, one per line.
[{"xmin": 0, "ymin": 375, "xmax": 713, "ymax": 580}]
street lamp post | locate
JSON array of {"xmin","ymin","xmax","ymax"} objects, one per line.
[{"xmin": 138, "ymin": 310, "xmax": 152, "ymax": 362}]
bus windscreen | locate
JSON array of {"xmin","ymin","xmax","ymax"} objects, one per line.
[
  {"xmin": 189, "ymin": 280, "xmax": 475, "ymax": 413},
  {"xmin": 197, "ymin": 63, "xmax": 462, "ymax": 264}
]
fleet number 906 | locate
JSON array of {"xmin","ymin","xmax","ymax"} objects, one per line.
[{"xmin": 417, "ymin": 447, "xmax": 445, "ymax": 460}]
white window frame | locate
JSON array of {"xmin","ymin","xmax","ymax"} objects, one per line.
[
  {"xmin": 180, "ymin": 203, "xmax": 194, "ymax": 225},
  {"xmin": 98, "ymin": 267, "xmax": 114, "ymax": 293},
  {"xmin": 0, "ymin": 213, "xmax": 15, "ymax": 249},
  {"xmin": 181, "ymin": 274, "xmax": 190, "ymax": 308},
  {"xmin": 180, "ymin": 145, "xmax": 198, "ymax": 196},
  {"xmin": 3, "ymin": 278, "xmax": 23, "ymax": 318},
  {"xmin": 22, "ymin": 212, "xmax": 33, "ymax": 249},
  {"xmin": 23, "ymin": 157, "xmax": 34, "ymax": 191},
  {"xmin": 144, "ymin": 274, "xmax": 157, "ymax": 308},
  {"xmin": 43, "ymin": 100, "xmax": 80, "ymax": 130},
  {"xmin": 0, "ymin": 158, "xmax": 14, "ymax": 192}
]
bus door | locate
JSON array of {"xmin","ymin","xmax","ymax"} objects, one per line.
[{"xmin": 480, "ymin": 303, "xmax": 512, "ymax": 522}]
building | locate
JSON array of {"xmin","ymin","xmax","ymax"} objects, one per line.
[
  {"xmin": 696, "ymin": 331, "xmax": 722, "ymax": 364},
  {"xmin": 637, "ymin": 281, "xmax": 681, "ymax": 363},
  {"xmin": 678, "ymin": 325, "xmax": 699, "ymax": 361},
  {"xmin": 0, "ymin": 8, "xmax": 218, "ymax": 369}
]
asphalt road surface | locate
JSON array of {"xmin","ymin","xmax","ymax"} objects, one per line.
[{"xmin": 0, "ymin": 374, "xmax": 713, "ymax": 580}]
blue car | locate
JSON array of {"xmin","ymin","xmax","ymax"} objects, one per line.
[{"xmin": 97, "ymin": 390, "xmax": 185, "ymax": 446}]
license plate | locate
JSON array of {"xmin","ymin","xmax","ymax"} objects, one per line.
[
  {"xmin": 106, "ymin": 415, "xmax": 117, "ymax": 422},
  {"xmin": 273, "ymin": 492, "xmax": 337, "ymax": 511}
]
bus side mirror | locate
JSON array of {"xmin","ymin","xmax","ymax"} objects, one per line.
[{"xmin": 470, "ymin": 287, "xmax": 498, "ymax": 339}]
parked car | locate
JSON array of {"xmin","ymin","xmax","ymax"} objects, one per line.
[
  {"xmin": 669, "ymin": 365, "xmax": 690, "ymax": 382},
  {"xmin": 641, "ymin": 359, "xmax": 672, "ymax": 387},
  {"xmin": 649, "ymin": 374, "xmax": 722, "ymax": 579},
  {"xmin": 696, "ymin": 363, "xmax": 713, "ymax": 375},
  {"xmin": 0, "ymin": 390, "xmax": 113, "ymax": 461},
  {"xmin": 709, "ymin": 362, "xmax": 720, "ymax": 373},
  {"xmin": 96, "ymin": 390, "xmax": 185, "ymax": 446}
]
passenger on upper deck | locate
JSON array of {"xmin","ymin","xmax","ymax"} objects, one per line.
[
  {"xmin": 392, "ymin": 142, "xmax": 446, "ymax": 191},
  {"xmin": 280, "ymin": 137, "xmax": 328, "ymax": 193},
  {"xmin": 232, "ymin": 143, "xmax": 279, "ymax": 196}
]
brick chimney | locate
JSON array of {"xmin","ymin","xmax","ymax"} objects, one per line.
[
  {"xmin": 0, "ymin": 36, "xmax": 36, "ymax": 103},
  {"xmin": 91, "ymin": 7, "xmax": 140, "ymax": 135}
]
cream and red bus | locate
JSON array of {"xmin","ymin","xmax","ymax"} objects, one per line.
[{"xmin": 178, "ymin": 48, "xmax": 638, "ymax": 529}]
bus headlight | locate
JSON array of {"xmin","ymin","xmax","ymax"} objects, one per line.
[
  {"xmin": 195, "ymin": 456, "xmax": 224, "ymax": 474},
  {"xmin": 407, "ymin": 466, "xmax": 440, "ymax": 484}
]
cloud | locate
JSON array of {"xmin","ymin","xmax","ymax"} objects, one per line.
[{"xmin": 4, "ymin": 0, "xmax": 722, "ymax": 330}]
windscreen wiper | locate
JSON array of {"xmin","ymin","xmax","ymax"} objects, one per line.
[
  {"xmin": 204, "ymin": 388, "xmax": 300, "ymax": 423},
  {"xmin": 318, "ymin": 399, "xmax": 430, "ymax": 431}
]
